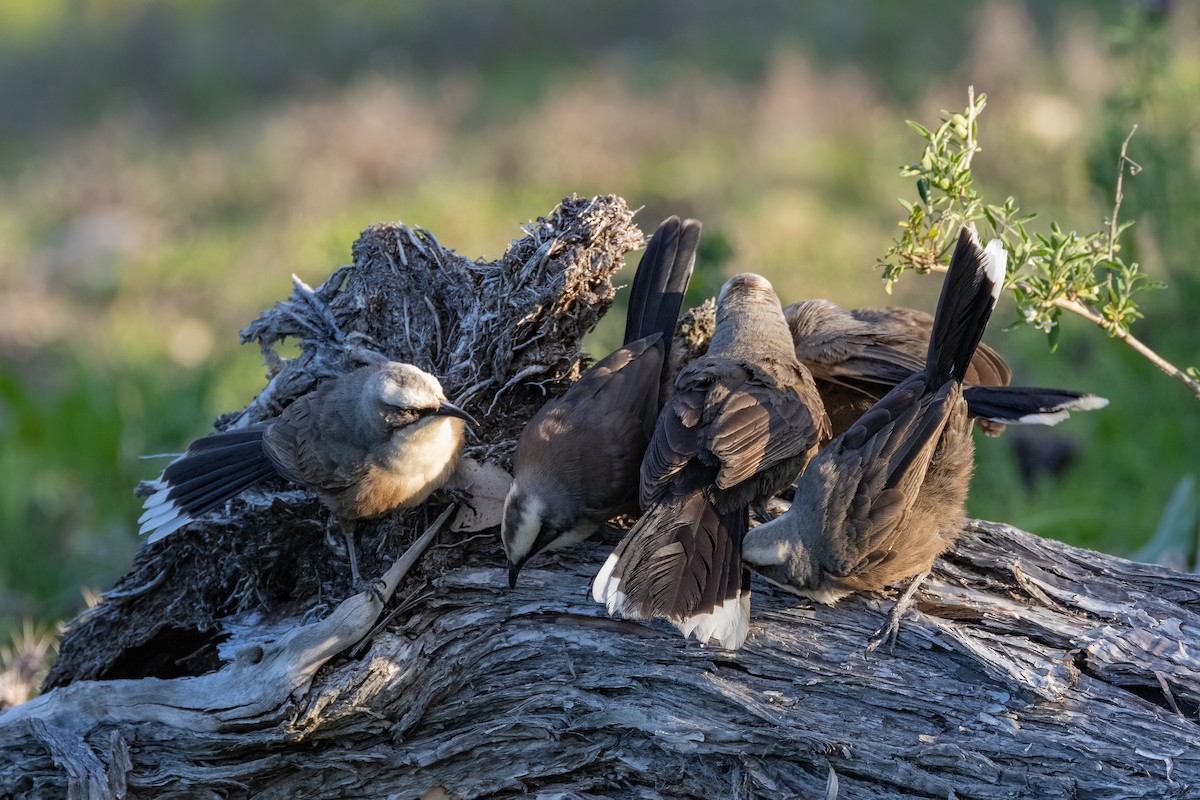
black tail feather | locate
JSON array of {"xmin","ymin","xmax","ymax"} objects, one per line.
[
  {"xmin": 624, "ymin": 216, "xmax": 700, "ymax": 350},
  {"xmin": 593, "ymin": 490, "xmax": 749, "ymax": 647},
  {"xmin": 180, "ymin": 427, "xmax": 269, "ymax": 454},
  {"xmin": 140, "ymin": 427, "xmax": 278, "ymax": 538},
  {"xmin": 926, "ymin": 227, "xmax": 1002, "ymax": 386},
  {"xmin": 964, "ymin": 385, "xmax": 1108, "ymax": 426},
  {"xmin": 167, "ymin": 461, "xmax": 278, "ymax": 517},
  {"xmin": 163, "ymin": 439, "xmax": 268, "ymax": 486}
]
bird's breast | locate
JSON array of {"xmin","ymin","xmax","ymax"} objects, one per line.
[{"xmin": 348, "ymin": 418, "xmax": 464, "ymax": 518}]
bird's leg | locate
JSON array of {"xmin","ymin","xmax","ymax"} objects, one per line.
[
  {"xmin": 341, "ymin": 518, "xmax": 362, "ymax": 587},
  {"xmin": 324, "ymin": 514, "xmax": 362, "ymax": 585},
  {"xmin": 330, "ymin": 515, "xmax": 391, "ymax": 603},
  {"xmin": 867, "ymin": 570, "xmax": 929, "ymax": 654}
]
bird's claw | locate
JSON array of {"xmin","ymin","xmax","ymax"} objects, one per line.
[{"xmin": 865, "ymin": 571, "xmax": 929, "ymax": 655}]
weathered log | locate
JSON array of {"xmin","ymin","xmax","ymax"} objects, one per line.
[
  {"xmin": 2, "ymin": 197, "xmax": 1197, "ymax": 799},
  {"xmin": 3, "ymin": 521, "xmax": 1199, "ymax": 799}
]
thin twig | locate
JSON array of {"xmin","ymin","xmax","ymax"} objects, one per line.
[
  {"xmin": 1109, "ymin": 125, "xmax": 1141, "ymax": 262},
  {"xmin": 393, "ymin": 229, "xmax": 409, "ymax": 267},
  {"xmin": 963, "ymin": 85, "xmax": 980, "ymax": 173},
  {"xmin": 402, "ymin": 297, "xmax": 413, "ymax": 354},
  {"xmin": 487, "ymin": 364, "xmax": 550, "ymax": 415},
  {"xmin": 291, "ymin": 274, "xmax": 345, "ymax": 344},
  {"xmin": 369, "ymin": 504, "xmax": 457, "ymax": 605},
  {"xmin": 424, "ymin": 294, "xmax": 443, "ymax": 360},
  {"xmin": 102, "ymin": 569, "xmax": 169, "ymax": 601},
  {"xmin": 453, "ymin": 378, "xmax": 494, "ymax": 410},
  {"xmin": 350, "ymin": 588, "xmax": 434, "ymax": 659},
  {"xmin": 1054, "ymin": 298, "xmax": 1200, "ymax": 399},
  {"xmin": 926, "ymin": 261, "xmax": 1200, "ymax": 399},
  {"xmin": 430, "ymin": 532, "xmax": 495, "ymax": 551},
  {"xmin": 944, "ymin": 86, "xmax": 982, "ymax": 261}
]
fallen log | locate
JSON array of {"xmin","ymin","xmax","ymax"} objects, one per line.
[{"xmin": 2, "ymin": 196, "xmax": 1196, "ymax": 800}]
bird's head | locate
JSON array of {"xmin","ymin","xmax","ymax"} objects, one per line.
[
  {"xmin": 370, "ymin": 362, "xmax": 477, "ymax": 431},
  {"xmin": 710, "ymin": 273, "xmax": 790, "ymax": 355},
  {"xmin": 501, "ymin": 479, "xmax": 592, "ymax": 589},
  {"xmin": 717, "ymin": 272, "xmax": 778, "ymax": 309}
]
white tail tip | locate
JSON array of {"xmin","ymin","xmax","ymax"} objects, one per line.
[
  {"xmin": 591, "ymin": 552, "xmax": 621, "ymax": 606},
  {"xmin": 1015, "ymin": 410, "xmax": 1070, "ymax": 427},
  {"xmin": 138, "ymin": 482, "xmax": 192, "ymax": 541},
  {"xmin": 983, "ymin": 239, "xmax": 1008, "ymax": 300},
  {"xmin": 1072, "ymin": 394, "xmax": 1110, "ymax": 411},
  {"xmin": 677, "ymin": 592, "xmax": 751, "ymax": 650}
]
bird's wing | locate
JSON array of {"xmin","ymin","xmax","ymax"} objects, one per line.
[
  {"xmin": 808, "ymin": 377, "xmax": 956, "ymax": 578},
  {"xmin": 516, "ymin": 335, "xmax": 666, "ymax": 514},
  {"xmin": 706, "ymin": 361, "xmax": 826, "ymax": 492},
  {"xmin": 639, "ymin": 363, "xmax": 708, "ymax": 507},
  {"xmin": 642, "ymin": 358, "xmax": 825, "ymax": 506},
  {"xmin": 262, "ymin": 377, "xmax": 372, "ymax": 493},
  {"xmin": 795, "ymin": 327, "xmax": 925, "ymax": 392},
  {"xmin": 852, "ymin": 306, "xmax": 1012, "ymax": 387}
]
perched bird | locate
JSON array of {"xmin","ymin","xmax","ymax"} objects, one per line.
[
  {"xmin": 502, "ymin": 216, "xmax": 700, "ymax": 587},
  {"xmin": 743, "ymin": 226, "xmax": 1007, "ymax": 643},
  {"xmin": 139, "ymin": 361, "xmax": 476, "ymax": 581},
  {"xmin": 785, "ymin": 300, "xmax": 1107, "ymax": 439},
  {"xmin": 593, "ymin": 273, "xmax": 829, "ymax": 649}
]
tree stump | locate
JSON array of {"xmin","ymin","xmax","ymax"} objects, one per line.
[{"xmin": 2, "ymin": 196, "xmax": 1197, "ymax": 800}]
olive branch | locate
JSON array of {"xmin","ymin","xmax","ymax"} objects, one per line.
[{"xmin": 881, "ymin": 87, "xmax": 1200, "ymax": 399}]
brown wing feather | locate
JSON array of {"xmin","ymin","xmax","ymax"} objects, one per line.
[
  {"xmin": 639, "ymin": 373, "xmax": 707, "ymax": 508},
  {"xmin": 262, "ymin": 373, "xmax": 375, "ymax": 494},
  {"xmin": 517, "ymin": 336, "xmax": 666, "ymax": 517},
  {"xmin": 641, "ymin": 357, "xmax": 826, "ymax": 507},
  {"xmin": 708, "ymin": 365, "xmax": 825, "ymax": 491},
  {"xmin": 851, "ymin": 306, "xmax": 1012, "ymax": 387}
]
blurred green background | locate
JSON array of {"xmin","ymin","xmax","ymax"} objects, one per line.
[{"xmin": 1, "ymin": 0, "xmax": 1198, "ymax": 640}]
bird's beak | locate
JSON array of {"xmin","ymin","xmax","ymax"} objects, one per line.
[
  {"xmin": 436, "ymin": 401, "xmax": 478, "ymax": 427},
  {"xmin": 508, "ymin": 555, "xmax": 532, "ymax": 589}
]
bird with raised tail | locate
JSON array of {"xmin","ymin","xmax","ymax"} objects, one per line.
[
  {"xmin": 502, "ymin": 216, "xmax": 700, "ymax": 587},
  {"xmin": 784, "ymin": 299, "xmax": 1108, "ymax": 439},
  {"xmin": 743, "ymin": 226, "xmax": 1012, "ymax": 647},
  {"xmin": 592, "ymin": 272, "xmax": 829, "ymax": 650},
  {"xmin": 139, "ymin": 361, "xmax": 475, "ymax": 581}
]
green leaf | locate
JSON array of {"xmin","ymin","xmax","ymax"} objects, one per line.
[
  {"xmin": 917, "ymin": 178, "xmax": 930, "ymax": 206},
  {"xmin": 905, "ymin": 120, "xmax": 932, "ymax": 138},
  {"xmin": 1047, "ymin": 323, "xmax": 1061, "ymax": 353}
]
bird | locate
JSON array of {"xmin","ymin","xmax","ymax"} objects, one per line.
[
  {"xmin": 502, "ymin": 216, "xmax": 700, "ymax": 587},
  {"xmin": 593, "ymin": 272, "xmax": 829, "ymax": 649},
  {"xmin": 743, "ymin": 225, "xmax": 1008, "ymax": 646},
  {"xmin": 138, "ymin": 361, "xmax": 476, "ymax": 582},
  {"xmin": 785, "ymin": 299, "xmax": 1107, "ymax": 439}
]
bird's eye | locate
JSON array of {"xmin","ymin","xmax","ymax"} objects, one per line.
[{"xmin": 384, "ymin": 408, "xmax": 422, "ymax": 428}]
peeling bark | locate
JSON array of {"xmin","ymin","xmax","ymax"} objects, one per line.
[{"xmin": 3, "ymin": 521, "xmax": 1199, "ymax": 799}]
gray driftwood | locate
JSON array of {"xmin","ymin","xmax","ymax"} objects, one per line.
[{"xmin": 2, "ymin": 196, "xmax": 1198, "ymax": 799}]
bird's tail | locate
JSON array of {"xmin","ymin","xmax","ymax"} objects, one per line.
[
  {"xmin": 964, "ymin": 385, "xmax": 1109, "ymax": 432},
  {"xmin": 138, "ymin": 426, "xmax": 278, "ymax": 543},
  {"xmin": 926, "ymin": 226, "xmax": 1007, "ymax": 386},
  {"xmin": 592, "ymin": 490, "xmax": 750, "ymax": 650},
  {"xmin": 624, "ymin": 216, "xmax": 700, "ymax": 354}
]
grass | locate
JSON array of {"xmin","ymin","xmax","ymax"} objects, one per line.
[{"xmin": 1, "ymin": 0, "xmax": 1197, "ymax": 640}]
